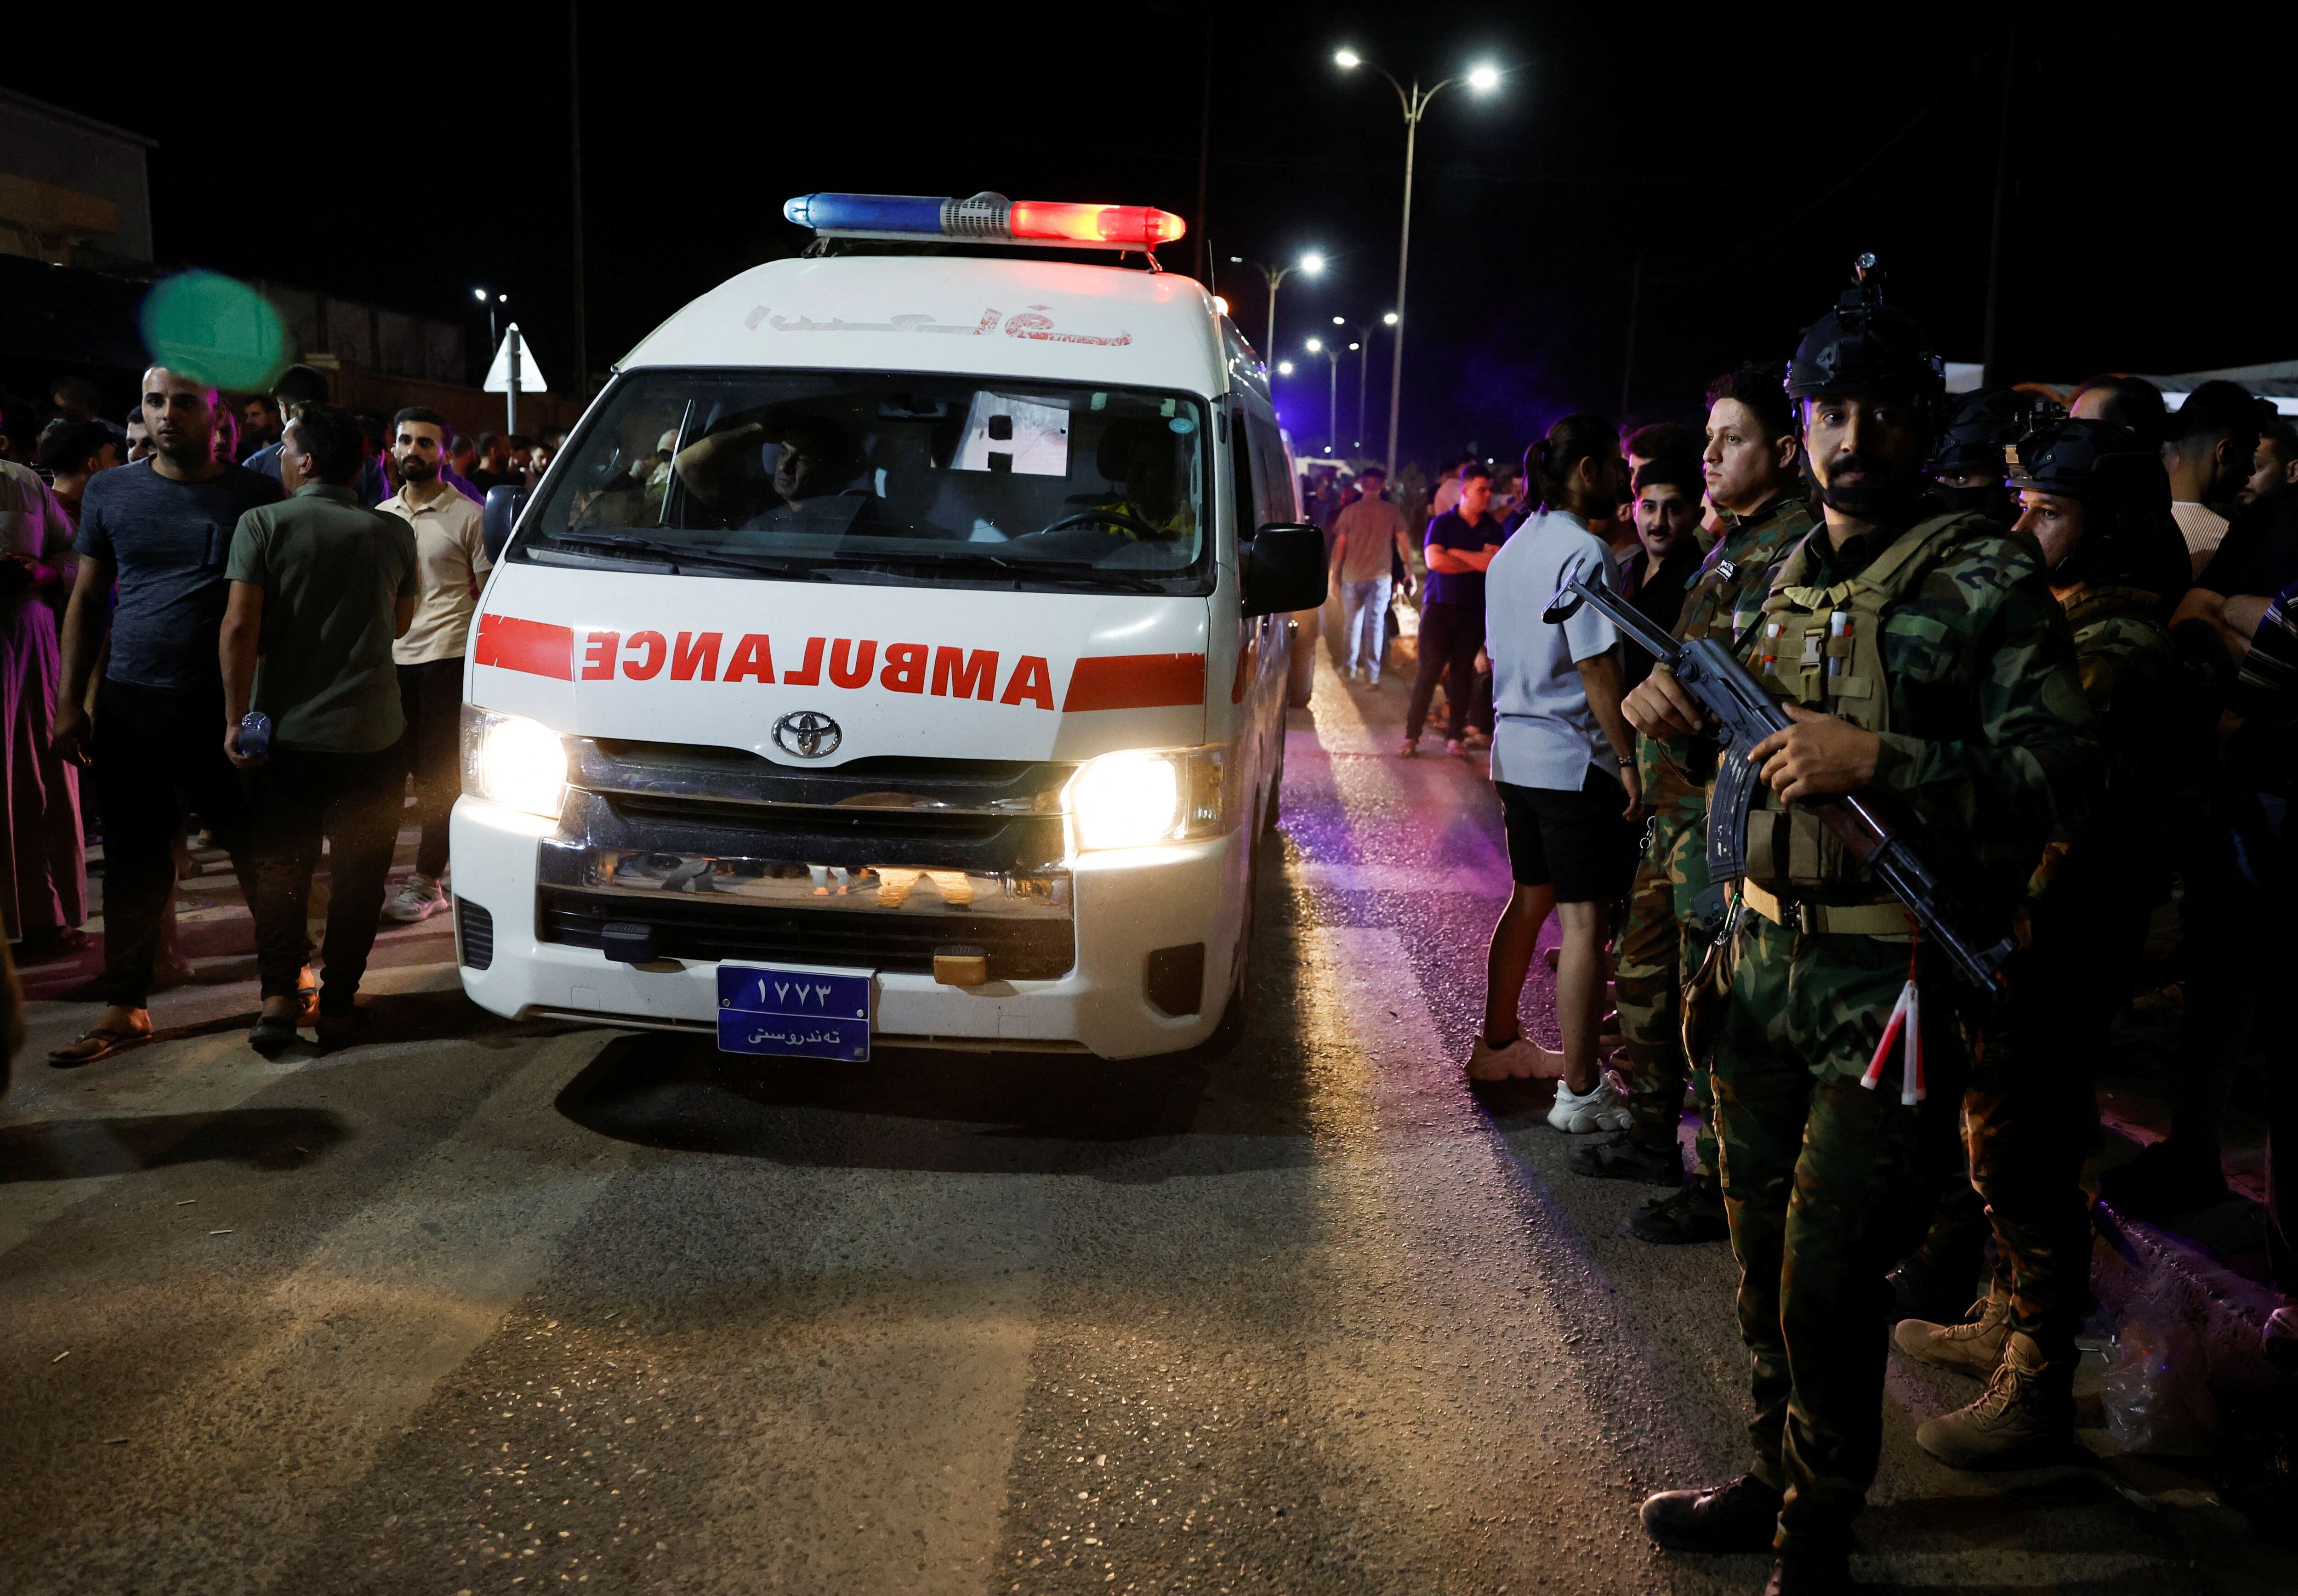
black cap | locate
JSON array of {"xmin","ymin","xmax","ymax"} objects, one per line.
[{"xmin": 1785, "ymin": 254, "xmax": 1945, "ymax": 404}]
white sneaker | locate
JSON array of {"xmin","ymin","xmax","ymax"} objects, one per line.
[
  {"xmin": 382, "ymin": 874, "xmax": 444, "ymax": 923},
  {"xmin": 1548, "ymin": 1077, "xmax": 1627, "ymax": 1134}
]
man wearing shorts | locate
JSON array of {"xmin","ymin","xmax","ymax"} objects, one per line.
[{"xmin": 1467, "ymin": 416, "xmax": 1642, "ymax": 1130}]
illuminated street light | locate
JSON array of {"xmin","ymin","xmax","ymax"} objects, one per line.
[
  {"xmin": 1333, "ymin": 51, "xmax": 1508, "ymax": 473},
  {"xmin": 1276, "ymin": 359, "xmax": 1295, "ymax": 376},
  {"xmin": 1229, "ymin": 250, "xmax": 1327, "ymax": 368},
  {"xmin": 1305, "ymin": 338, "xmax": 1343, "ymax": 456},
  {"xmin": 1382, "ymin": 311, "xmax": 1399, "ymax": 326}
]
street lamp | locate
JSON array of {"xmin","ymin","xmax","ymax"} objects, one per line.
[
  {"xmin": 1304, "ymin": 336, "xmax": 1342, "ymax": 456},
  {"xmin": 1276, "ymin": 359, "xmax": 1296, "ymax": 376},
  {"xmin": 474, "ymin": 287, "xmax": 507, "ymax": 351},
  {"xmin": 1229, "ymin": 250, "xmax": 1325, "ymax": 370},
  {"xmin": 1334, "ymin": 49, "xmax": 1504, "ymax": 475}
]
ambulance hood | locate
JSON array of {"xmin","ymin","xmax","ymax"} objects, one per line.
[{"xmin": 467, "ymin": 564, "xmax": 1212, "ymax": 764}]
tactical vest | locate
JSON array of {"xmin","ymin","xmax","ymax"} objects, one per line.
[{"xmin": 1733, "ymin": 513, "xmax": 1970, "ymax": 930}]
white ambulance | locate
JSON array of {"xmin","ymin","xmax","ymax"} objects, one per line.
[{"xmin": 452, "ymin": 192, "xmax": 1325, "ymax": 1062}]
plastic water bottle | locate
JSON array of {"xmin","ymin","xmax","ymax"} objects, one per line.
[{"xmin": 238, "ymin": 710, "xmax": 273, "ymax": 760}]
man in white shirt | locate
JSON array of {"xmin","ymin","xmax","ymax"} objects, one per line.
[
  {"xmin": 1469, "ymin": 417, "xmax": 1642, "ymax": 1139},
  {"xmin": 2158, "ymin": 380, "xmax": 2264, "ymax": 579},
  {"xmin": 377, "ymin": 407, "xmax": 490, "ymax": 922}
]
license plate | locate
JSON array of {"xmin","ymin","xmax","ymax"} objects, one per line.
[{"xmin": 716, "ymin": 965, "xmax": 872, "ymax": 1061}]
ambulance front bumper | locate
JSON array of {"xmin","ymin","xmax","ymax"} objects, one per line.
[{"xmin": 448, "ymin": 796, "xmax": 1241, "ymax": 1059}]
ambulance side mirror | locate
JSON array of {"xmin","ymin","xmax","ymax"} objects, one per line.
[
  {"xmin": 482, "ymin": 484, "xmax": 528, "ymax": 563},
  {"xmin": 1242, "ymin": 523, "xmax": 1327, "ymax": 616}
]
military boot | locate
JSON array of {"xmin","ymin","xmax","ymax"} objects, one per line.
[
  {"xmin": 1892, "ymin": 1284, "xmax": 2009, "ymax": 1376},
  {"xmin": 1914, "ymin": 1330, "xmax": 2074, "ymax": 1469}
]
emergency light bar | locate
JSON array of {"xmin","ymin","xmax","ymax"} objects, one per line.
[{"xmin": 784, "ymin": 192, "xmax": 1186, "ymax": 252}]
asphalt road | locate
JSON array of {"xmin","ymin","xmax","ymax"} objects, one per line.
[{"xmin": 3, "ymin": 658, "xmax": 2291, "ymax": 1595}]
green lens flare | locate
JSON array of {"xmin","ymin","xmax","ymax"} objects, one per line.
[{"xmin": 138, "ymin": 271, "xmax": 287, "ymax": 390}]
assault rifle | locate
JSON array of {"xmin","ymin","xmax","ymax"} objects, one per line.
[{"xmin": 1544, "ymin": 558, "xmax": 2014, "ymax": 996}]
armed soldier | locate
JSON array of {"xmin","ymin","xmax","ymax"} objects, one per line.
[
  {"xmin": 1572, "ymin": 365, "xmax": 1816, "ymax": 1253},
  {"xmin": 1895, "ymin": 420, "xmax": 2190, "ymax": 1466},
  {"xmin": 1629, "ymin": 262, "xmax": 2099, "ymax": 1594}
]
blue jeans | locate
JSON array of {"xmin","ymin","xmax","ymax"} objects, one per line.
[{"xmin": 1338, "ymin": 575, "xmax": 1392, "ymax": 678}]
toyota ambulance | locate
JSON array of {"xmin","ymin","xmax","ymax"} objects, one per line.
[{"xmin": 452, "ymin": 192, "xmax": 1325, "ymax": 1062}]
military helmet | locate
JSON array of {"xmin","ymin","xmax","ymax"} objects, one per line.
[
  {"xmin": 1931, "ymin": 388, "xmax": 2060, "ymax": 475},
  {"xmin": 1785, "ymin": 254, "xmax": 1946, "ymax": 404},
  {"xmin": 2008, "ymin": 418, "xmax": 2158, "ymax": 504}
]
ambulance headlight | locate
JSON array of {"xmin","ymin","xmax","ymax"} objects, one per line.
[
  {"xmin": 461, "ymin": 705, "xmax": 568, "ymax": 819},
  {"xmin": 1067, "ymin": 746, "xmax": 1234, "ymax": 851}
]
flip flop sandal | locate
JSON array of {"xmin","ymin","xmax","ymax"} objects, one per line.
[{"xmin": 48, "ymin": 1027, "xmax": 150, "ymax": 1068}]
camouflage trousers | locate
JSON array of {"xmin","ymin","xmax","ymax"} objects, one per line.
[
  {"xmin": 1710, "ymin": 913, "xmax": 1962, "ymax": 1553},
  {"xmin": 1613, "ymin": 811, "xmax": 1716, "ymax": 1176},
  {"xmin": 1907, "ymin": 887, "xmax": 2150, "ymax": 1360}
]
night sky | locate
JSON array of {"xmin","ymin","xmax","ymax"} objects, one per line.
[{"xmin": 16, "ymin": 3, "xmax": 2292, "ymax": 467}]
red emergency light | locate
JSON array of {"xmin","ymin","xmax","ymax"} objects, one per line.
[{"xmin": 785, "ymin": 192, "xmax": 1187, "ymax": 252}]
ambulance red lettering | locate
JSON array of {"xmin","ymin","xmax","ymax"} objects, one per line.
[
  {"xmin": 672, "ymin": 631, "xmax": 722, "ymax": 681},
  {"xmin": 829, "ymin": 638, "xmax": 877, "ymax": 688},
  {"xmin": 623, "ymin": 630, "xmax": 667, "ymax": 679},
  {"xmin": 581, "ymin": 630, "xmax": 618, "ymax": 679},
  {"xmin": 784, "ymin": 636, "xmax": 826, "ymax": 686},
  {"xmin": 880, "ymin": 642, "xmax": 927, "ymax": 693},
  {"xmin": 1000, "ymin": 655, "xmax": 1054, "ymax": 709},
  {"xmin": 932, "ymin": 646, "xmax": 998, "ymax": 700},
  {"xmin": 722, "ymin": 633, "xmax": 773, "ymax": 682}
]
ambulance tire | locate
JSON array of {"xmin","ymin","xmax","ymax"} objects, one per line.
[
  {"xmin": 1262, "ymin": 737, "xmax": 1285, "ymax": 832},
  {"xmin": 1206, "ymin": 828, "xmax": 1259, "ymax": 1056}
]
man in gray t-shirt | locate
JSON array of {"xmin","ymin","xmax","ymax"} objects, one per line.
[{"xmin": 47, "ymin": 368, "xmax": 282, "ymax": 1067}]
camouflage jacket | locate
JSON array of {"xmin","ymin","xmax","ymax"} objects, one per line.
[
  {"xmin": 1635, "ymin": 491, "xmax": 1820, "ymax": 824},
  {"xmin": 2027, "ymin": 585, "xmax": 2182, "ymax": 901},
  {"xmin": 1744, "ymin": 513, "xmax": 2102, "ymax": 915}
]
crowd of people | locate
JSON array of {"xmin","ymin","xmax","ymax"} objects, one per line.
[
  {"xmin": 0, "ymin": 362, "xmax": 540, "ymax": 1056},
  {"xmin": 1315, "ymin": 272, "xmax": 2296, "ymax": 1592}
]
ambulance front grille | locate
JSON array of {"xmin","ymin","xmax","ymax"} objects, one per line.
[{"xmin": 535, "ymin": 886, "xmax": 1075, "ymax": 981}]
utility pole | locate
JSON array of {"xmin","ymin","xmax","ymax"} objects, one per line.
[
  {"xmin": 569, "ymin": 0, "xmax": 591, "ymax": 401},
  {"xmin": 506, "ymin": 326, "xmax": 523, "ymax": 435},
  {"xmin": 1193, "ymin": 11, "xmax": 1213, "ymax": 284},
  {"xmin": 1618, "ymin": 253, "xmax": 1644, "ymax": 419},
  {"xmin": 1980, "ymin": 29, "xmax": 2016, "ymax": 387}
]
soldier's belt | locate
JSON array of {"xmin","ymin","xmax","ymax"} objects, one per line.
[{"xmin": 1740, "ymin": 880, "xmax": 1913, "ymax": 940}]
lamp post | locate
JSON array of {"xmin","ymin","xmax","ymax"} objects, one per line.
[
  {"xmin": 473, "ymin": 287, "xmax": 506, "ymax": 358},
  {"xmin": 1335, "ymin": 49, "xmax": 1502, "ymax": 476},
  {"xmin": 1229, "ymin": 251, "xmax": 1324, "ymax": 370},
  {"xmin": 1304, "ymin": 336, "xmax": 1342, "ymax": 455}
]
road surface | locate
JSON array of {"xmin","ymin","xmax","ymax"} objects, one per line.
[{"xmin": 2, "ymin": 658, "xmax": 2287, "ymax": 1594}]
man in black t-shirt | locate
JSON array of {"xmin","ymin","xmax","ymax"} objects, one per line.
[
  {"xmin": 1615, "ymin": 457, "xmax": 1707, "ymax": 693},
  {"xmin": 47, "ymin": 367, "xmax": 282, "ymax": 1067}
]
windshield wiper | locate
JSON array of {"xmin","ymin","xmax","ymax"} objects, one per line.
[
  {"xmin": 834, "ymin": 551, "xmax": 1176, "ymax": 595},
  {"xmin": 528, "ymin": 532, "xmax": 825, "ymax": 581}
]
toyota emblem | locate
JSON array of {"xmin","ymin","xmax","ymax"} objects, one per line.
[{"xmin": 771, "ymin": 710, "xmax": 843, "ymax": 760}]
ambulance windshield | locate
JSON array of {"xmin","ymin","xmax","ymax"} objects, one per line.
[{"xmin": 522, "ymin": 370, "xmax": 1212, "ymax": 593}]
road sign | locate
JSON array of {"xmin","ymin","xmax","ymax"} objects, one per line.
[{"xmin": 483, "ymin": 324, "xmax": 548, "ymax": 394}]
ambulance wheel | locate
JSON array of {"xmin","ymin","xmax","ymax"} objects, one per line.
[{"xmin": 1206, "ymin": 830, "xmax": 1259, "ymax": 1055}]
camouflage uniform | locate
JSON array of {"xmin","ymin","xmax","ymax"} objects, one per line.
[
  {"xmin": 1949, "ymin": 587, "xmax": 2179, "ymax": 1358},
  {"xmin": 1707, "ymin": 512, "xmax": 2098, "ymax": 1553},
  {"xmin": 1615, "ymin": 493, "xmax": 1818, "ymax": 1171}
]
